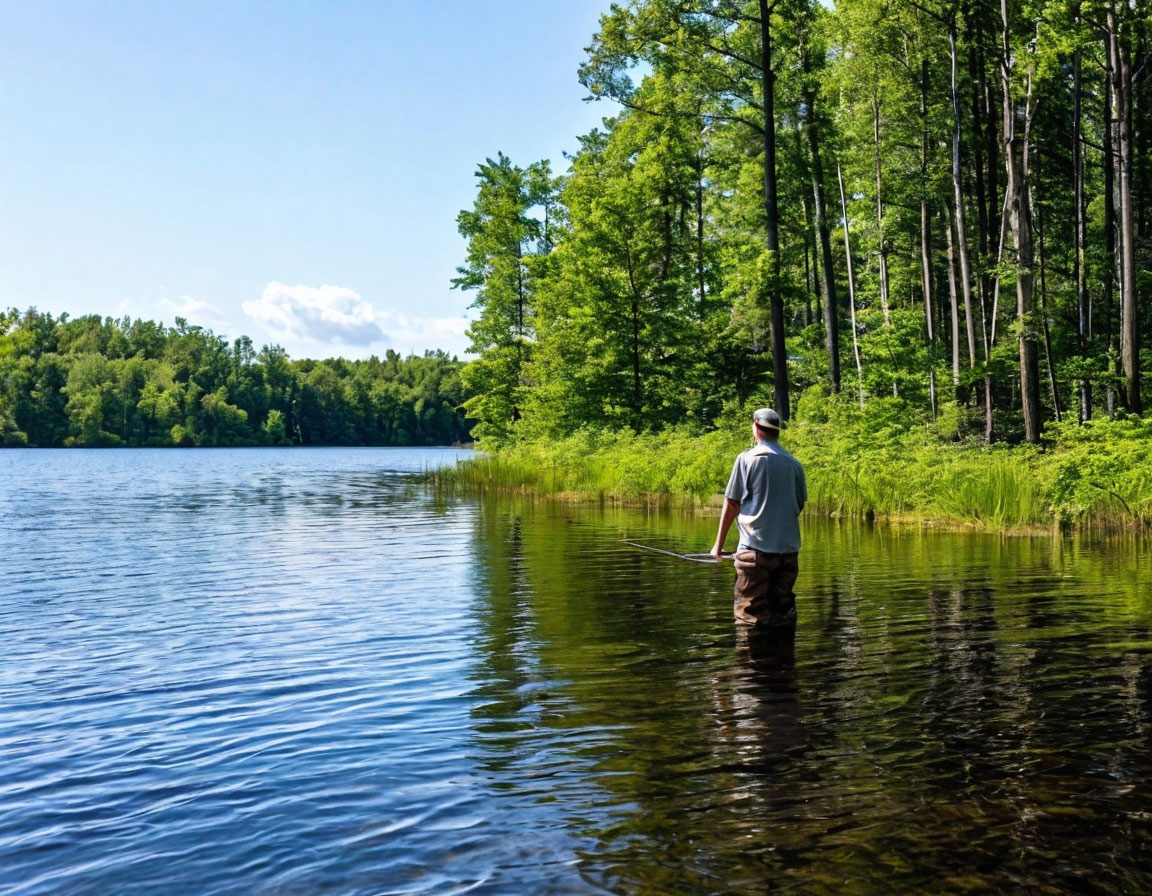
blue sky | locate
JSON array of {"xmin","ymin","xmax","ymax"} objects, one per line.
[{"xmin": 0, "ymin": 1, "xmax": 612, "ymax": 360}]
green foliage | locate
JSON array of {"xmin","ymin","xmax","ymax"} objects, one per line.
[
  {"xmin": 0, "ymin": 308, "xmax": 473, "ymax": 448},
  {"xmin": 524, "ymin": 81, "xmax": 715, "ymax": 435},
  {"xmin": 439, "ymin": 392, "xmax": 1151, "ymax": 532},
  {"xmin": 452, "ymin": 153, "xmax": 557, "ymax": 442},
  {"xmin": 262, "ymin": 409, "xmax": 291, "ymax": 446},
  {"xmin": 436, "ymin": 424, "xmax": 744, "ymax": 506},
  {"xmin": 1044, "ymin": 416, "xmax": 1152, "ymax": 527},
  {"xmin": 199, "ymin": 386, "xmax": 251, "ymax": 446},
  {"xmin": 0, "ymin": 396, "xmax": 27, "ymax": 446},
  {"xmin": 442, "ymin": 0, "xmax": 1151, "ymax": 531},
  {"xmin": 452, "ymin": 0, "xmax": 1152, "ymax": 470},
  {"xmin": 62, "ymin": 354, "xmax": 124, "ymax": 447}
]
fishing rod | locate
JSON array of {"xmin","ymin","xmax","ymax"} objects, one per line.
[{"xmin": 624, "ymin": 541, "xmax": 730, "ymax": 564}]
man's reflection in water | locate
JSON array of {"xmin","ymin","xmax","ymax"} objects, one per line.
[
  {"xmin": 737, "ymin": 624, "xmax": 797, "ymax": 676},
  {"xmin": 712, "ymin": 625, "xmax": 807, "ymax": 776}
]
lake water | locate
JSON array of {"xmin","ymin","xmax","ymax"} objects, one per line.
[{"xmin": 2, "ymin": 447, "xmax": 1152, "ymax": 895}]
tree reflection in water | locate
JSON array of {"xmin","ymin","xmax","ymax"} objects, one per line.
[{"xmin": 463, "ymin": 499, "xmax": 1152, "ymax": 893}]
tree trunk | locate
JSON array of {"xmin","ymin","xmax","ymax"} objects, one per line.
[
  {"xmin": 922, "ymin": 197, "xmax": 938, "ymax": 419},
  {"xmin": 983, "ymin": 188, "xmax": 1011, "ymax": 443},
  {"xmin": 970, "ymin": 31, "xmax": 991, "ymax": 274},
  {"xmin": 838, "ymin": 163, "xmax": 866, "ymax": 409},
  {"xmin": 949, "ymin": 24, "xmax": 979, "ymax": 372},
  {"xmin": 797, "ymin": 127, "xmax": 818, "ymax": 327},
  {"xmin": 695, "ymin": 142, "xmax": 707, "ymax": 307},
  {"xmin": 945, "ymin": 203, "xmax": 962, "ymax": 388},
  {"xmin": 1073, "ymin": 24, "xmax": 1092, "ymax": 422},
  {"xmin": 1103, "ymin": 36, "xmax": 1119, "ymax": 416},
  {"xmin": 1108, "ymin": 6, "xmax": 1142, "ymax": 413},
  {"xmin": 873, "ymin": 94, "xmax": 891, "ymax": 325},
  {"xmin": 921, "ymin": 59, "xmax": 937, "ymax": 421},
  {"xmin": 969, "ymin": 16, "xmax": 997, "ymax": 372},
  {"xmin": 632, "ymin": 288, "xmax": 643, "ymax": 428},
  {"xmin": 760, "ymin": 0, "xmax": 791, "ymax": 419},
  {"xmin": 1034, "ymin": 155, "xmax": 1061, "ymax": 422},
  {"xmin": 805, "ymin": 89, "xmax": 841, "ymax": 395},
  {"xmin": 1000, "ymin": 0, "xmax": 1042, "ymax": 442},
  {"xmin": 802, "ymin": 190, "xmax": 815, "ymax": 326}
]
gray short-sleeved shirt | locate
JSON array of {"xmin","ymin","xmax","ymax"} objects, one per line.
[{"xmin": 724, "ymin": 442, "xmax": 807, "ymax": 554}]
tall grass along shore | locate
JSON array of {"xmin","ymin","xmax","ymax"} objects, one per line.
[{"xmin": 431, "ymin": 398, "xmax": 1152, "ymax": 534}]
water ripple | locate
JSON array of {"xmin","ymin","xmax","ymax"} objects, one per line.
[{"xmin": 3, "ymin": 450, "xmax": 1152, "ymax": 894}]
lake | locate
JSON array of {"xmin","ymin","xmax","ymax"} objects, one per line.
[{"xmin": 2, "ymin": 447, "xmax": 1151, "ymax": 894}]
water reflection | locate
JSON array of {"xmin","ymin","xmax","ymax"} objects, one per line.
[
  {"xmin": 720, "ymin": 626, "xmax": 805, "ymax": 774},
  {"xmin": 4, "ymin": 450, "xmax": 1152, "ymax": 894},
  {"xmin": 465, "ymin": 499, "xmax": 1152, "ymax": 894}
]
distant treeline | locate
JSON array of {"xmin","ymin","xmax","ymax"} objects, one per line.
[{"xmin": 0, "ymin": 308, "xmax": 473, "ymax": 448}]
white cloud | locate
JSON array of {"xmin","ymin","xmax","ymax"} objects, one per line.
[
  {"xmin": 158, "ymin": 294, "xmax": 231, "ymax": 331},
  {"xmin": 374, "ymin": 309, "xmax": 472, "ymax": 358},
  {"xmin": 242, "ymin": 281, "xmax": 473, "ymax": 358},
  {"xmin": 243, "ymin": 282, "xmax": 385, "ymax": 347}
]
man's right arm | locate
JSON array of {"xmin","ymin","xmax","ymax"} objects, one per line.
[{"xmin": 711, "ymin": 497, "xmax": 741, "ymax": 560}]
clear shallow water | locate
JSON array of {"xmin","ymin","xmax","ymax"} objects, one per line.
[{"xmin": 2, "ymin": 448, "xmax": 1152, "ymax": 894}]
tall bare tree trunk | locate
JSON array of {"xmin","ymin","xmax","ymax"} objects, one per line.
[
  {"xmin": 949, "ymin": 24, "xmax": 979, "ymax": 373},
  {"xmin": 1000, "ymin": 0, "xmax": 1042, "ymax": 442},
  {"xmin": 873, "ymin": 94, "xmax": 891, "ymax": 325},
  {"xmin": 1073, "ymin": 21, "xmax": 1092, "ymax": 422},
  {"xmin": 945, "ymin": 204, "xmax": 962, "ymax": 388},
  {"xmin": 760, "ymin": 0, "xmax": 791, "ymax": 420},
  {"xmin": 1034, "ymin": 157, "xmax": 1061, "ymax": 422},
  {"xmin": 970, "ymin": 25, "xmax": 993, "ymax": 341},
  {"xmin": 838, "ymin": 163, "xmax": 866, "ymax": 409},
  {"xmin": 920, "ymin": 59, "xmax": 938, "ymax": 420},
  {"xmin": 983, "ymin": 189, "xmax": 1011, "ymax": 442},
  {"xmin": 922, "ymin": 203, "xmax": 938, "ymax": 417},
  {"xmin": 1103, "ymin": 38, "xmax": 1119, "ymax": 417},
  {"xmin": 1108, "ymin": 5, "xmax": 1142, "ymax": 413},
  {"xmin": 800, "ymin": 187, "xmax": 815, "ymax": 326},
  {"xmin": 803, "ymin": 87, "xmax": 841, "ymax": 396}
]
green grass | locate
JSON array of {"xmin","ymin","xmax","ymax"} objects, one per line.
[
  {"xmin": 431, "ymin": 400, "xmax": 1152, "ymax": 533},
  {"xmin": 429, "ymin": 426, "xmax": 739, "ymax": 511}
]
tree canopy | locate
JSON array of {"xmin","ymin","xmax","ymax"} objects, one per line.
[
  {"xmin": 456, "ymin": 0, "xmax": 1151, "ymax": 448},
  {"xmin": 0, "ymin": 309, "xmax": 472, "ymax": 448}
]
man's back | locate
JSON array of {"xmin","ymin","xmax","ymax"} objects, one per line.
[{"xmin": 725, "ymin": 443, "xmax": 806, "ymax": 554}]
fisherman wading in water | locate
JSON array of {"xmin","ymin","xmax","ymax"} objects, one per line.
[{"xmin": 711, "ymin": 408, "xmax": 807, "ymax": 628}]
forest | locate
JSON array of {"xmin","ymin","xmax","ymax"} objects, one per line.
[
  {"xmin": 455, "ymin": 0, "xmax": 1149, "ymax": 447},
  {"xmin": 0, "ymin": 308, "xmax": 471, "ymax": 448}
]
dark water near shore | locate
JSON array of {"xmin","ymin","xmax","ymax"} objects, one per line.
[{"xmin": 2, "ymin": 448, "xmax": 1151, "ymax": 894}]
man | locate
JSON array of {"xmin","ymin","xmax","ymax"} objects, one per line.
[{"xmin": 711, "ymin": 408, "xmax": 807, "ymax": 628}]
